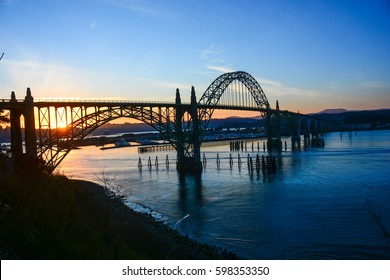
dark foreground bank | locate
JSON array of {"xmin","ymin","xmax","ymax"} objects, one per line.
[{"xmin": 0, "ymin": 173, "xmax": 237, "ymax": 259}]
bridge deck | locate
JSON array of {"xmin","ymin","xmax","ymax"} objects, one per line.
[{"xmin": 1, "ymin": 99, "xmax": 277, "ymax": 113}]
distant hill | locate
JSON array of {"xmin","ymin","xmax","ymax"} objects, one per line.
[
  {"xmin": 316, "ymin": 108, "xmax": 349, "ymax": 114},
  {"xmin": 313, "ymin": 108, "xmax": 390, "ymax": 129}
]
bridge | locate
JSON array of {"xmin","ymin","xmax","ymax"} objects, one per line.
[{"xmin": 0, "ymin": 71, "xmax": 327, "ymax": 173}]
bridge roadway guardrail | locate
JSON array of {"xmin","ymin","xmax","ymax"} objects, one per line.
[{"xmin": 1, "ymin": 98, "xmax": 264, "ymax": 111}]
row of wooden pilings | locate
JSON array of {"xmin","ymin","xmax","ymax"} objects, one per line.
[
  {"xmin": 138, "ymin": 155, "xmax": 171, "ymax": 169},
  {"xmin": 137, "ymin": 153, "xmax": 277, "ymax": 173},
  {"xmin": 230, "ymin": 140, "xmax": 289, "ymax": 152},
  {"xmin": 137, "ymin": 138, "xmax": 325, "ymax": 155}
]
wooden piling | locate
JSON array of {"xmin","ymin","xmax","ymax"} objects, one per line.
[{"xmin": 148, "ymin": 156, "xmax": 152, "ymax": 169}]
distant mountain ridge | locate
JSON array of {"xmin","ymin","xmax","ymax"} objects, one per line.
[
  {"xmin": 316, "ymin": 108, "xmax": 350, "ymax": 114},
  {"xmin": 315, "ymin": 108, "xmax": 390, "ymax": 114},
  {"xmin": 312, "ymin": 108, "xmax": 390, "ymax": 128}
]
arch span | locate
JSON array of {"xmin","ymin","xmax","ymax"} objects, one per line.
[
  {"xmin": 37, "ymin": 104, "xmax": 181, "ymax": 171},
  {"xmin": 198, "ymin": 71, "xmax": 271, "ymax": 133}
]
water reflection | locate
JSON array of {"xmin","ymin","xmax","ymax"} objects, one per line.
[
  {"xmin": 177, "ymin": 172, "xmax": 204, "ymax": 214},
  {"xmin": 58, "ymin": 131, "xmax": 390, "ymax": 259},
  {"xmin": 176, "ymin": 172, "xmax": 205, "ymax": 235}
]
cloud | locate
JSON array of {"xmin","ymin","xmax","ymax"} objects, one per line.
[
  {"xmin": 199, "ymin": 44, "xmax": 228, "ymax": 64},
  {"xmin": 206, "ymin": 65, "xmax": 235, "ymax": 73},
  {"xmin": 200, "ymin": 44, "xmax": 219, "ymax": 60},
  {"xmin": 255, "ymin": 76, "xmax": 319, "ymax": 98}
]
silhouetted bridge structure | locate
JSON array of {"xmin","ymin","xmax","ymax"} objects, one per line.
[{"xmin": 0, "ymin": 71, "xmax": 327, "ymax": 172}]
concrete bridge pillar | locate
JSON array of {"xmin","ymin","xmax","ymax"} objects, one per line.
[
  {"xmin": 266, "ymin": 100, "xmax": 282, "ymax": 151},
  {"xmin": 190, "ymin": 86, "xmax": 202, "ymax": 171},
  {"xmin": 10, "ymin": 91, "xmax": 23, "ymax": 158},
  {"xmin": 304, "ymin": 132, "xmax": 311, "ymax": 147},
  {"xmin": 24, "ymin": 88, "xmax": 37, "ymax": 158},
  {"xmin": 174, "ymin": 87, "xmax": 202, "ymax": 173},
  {"xmin": 175, "ymin": 88, "xmax": 185, "ymax": 165}
]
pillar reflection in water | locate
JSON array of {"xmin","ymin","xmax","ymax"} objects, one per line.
[{"xmin": 175, "ymin": 172, "xmax": 205, "ymax": 236}]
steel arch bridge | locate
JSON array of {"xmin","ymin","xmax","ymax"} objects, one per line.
[
  {"xmin": 0, "ymin": 71, "xmax": 326, "ymax": 172},
  {"xmin": 198, "ymin": 71, "xmax": 270, "ymax": 133}
]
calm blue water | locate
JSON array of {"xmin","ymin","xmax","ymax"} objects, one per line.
[{"xmin": 58, "ymin": 130, "xmax": 390, "ymax": 259}]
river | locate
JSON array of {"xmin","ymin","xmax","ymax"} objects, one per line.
[{"xmin": 58, "ymin": 130, "xmax": 390, "ymax": 259}]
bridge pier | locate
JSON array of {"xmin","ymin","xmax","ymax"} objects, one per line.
[
  {"xmin": 266, "ymin": 100, "xmax": 282, "ymax": 152},
  {"xmin": 24, "ymin": 88, "xmax": 37, "ymax": 158},
  {"xmin": 291, "ymin": 135, "xmax": 301, "ymax": 150},
  {"xmin": 174, "ymin": 87, "xmax": 202, "ymax": 173},
  {"xmin": 303, "ymin": 132, "xmax": 311, "ymax": 147},
  {"xmin": 9, "ymin": 89, "xmax": 38, "ymax": 170},
  {"xmin": 10, "ymin": 92, "xmax": 23, "ymax": 158},
  {"xmin": 311, "ymin": 132, "xmax": 325, "ymax": 147}
]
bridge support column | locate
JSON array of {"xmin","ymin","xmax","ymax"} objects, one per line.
[
  {"xmin": 175, "ymin": 88, "xmax": 185, "ymax": 166},
  {"xmin": 311, "ymin": 132, "xmax": 325, "ymax": 147},
  {"xmin": 10, "ymin": 92, "xmax": 23, "ymax": 159},
  {"xmin": 291, "ymin": 113, "xmax": 301, "ymax": 150},
  {"xmin": 24, "ymin": 88, "xmax": 37, "ymax": 158},
  {"xmin": 174, "ymin": 87, "xmax": 202, "ymax": 173},
  {"xmin": 304, "ymin": 132, "xmax": 311, "ymax": 147},
  {"xmin": 190, "ymin": 86, "xmax": 202, "ymax": 171},
  {"xmin": 291, "ymin": 135, "xmax": 301, "ymax": 150},
  {"xmin": 266, "ymin": 100, "xmax": 282, "ymax": 152}
]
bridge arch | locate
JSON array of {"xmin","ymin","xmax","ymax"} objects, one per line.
[
  {"xmin": 37, "ymin": 104, "xmax": 182, "ymax": 171},
  {"xmin": 295, "ymin": 115, "xmax": 327, "ymax": 148},
  {"xmin": 197, "ymin": 71, "xmax": 271, "ymax": 133}
]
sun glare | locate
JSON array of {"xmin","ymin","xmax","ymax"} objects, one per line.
[{"xmin": 55, "ymin": 119, "xmax": 68, "ymax": 129}]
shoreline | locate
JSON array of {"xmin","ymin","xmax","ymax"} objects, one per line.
[{"xmin": 70, "ymin": 179, "xmax": 239, "ymax": 259}]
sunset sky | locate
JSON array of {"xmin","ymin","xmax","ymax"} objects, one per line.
[{"xmin": 0, "ymin": 0, "xmax": 389, "ymax": 114}]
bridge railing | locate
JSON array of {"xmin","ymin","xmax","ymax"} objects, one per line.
[
  {"xmin": 0, "ymin": 98, "xmax": 181, "ymax": 105},
  {"xmin": 33, "ymin": 99, "xmax": 180, "ymax": 104},
  {"xmin": 0, "ymin": 99, "xmax": 24, "ymax": 103}
]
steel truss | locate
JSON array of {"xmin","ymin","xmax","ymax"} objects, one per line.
[
  {"xmin": 36, "ymin": 104, "xmax": 181, "ymax": 171},
  {"xmin": 197, "ymin": 71, "xmax": 271, "ymax": 135}
]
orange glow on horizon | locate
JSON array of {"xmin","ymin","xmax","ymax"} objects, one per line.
[{"xmin": 211, "ymin": 110, "xmax": 262, "ymax": 119}]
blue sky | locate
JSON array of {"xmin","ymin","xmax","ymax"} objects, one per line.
[{"xmin": 0, "ymin": 0, "xmax": 389, "ymax": 113}]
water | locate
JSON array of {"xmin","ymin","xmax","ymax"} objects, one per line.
[{"xmin": 58, "ymin": 130, "xmax": 390, "ymax": 259}]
